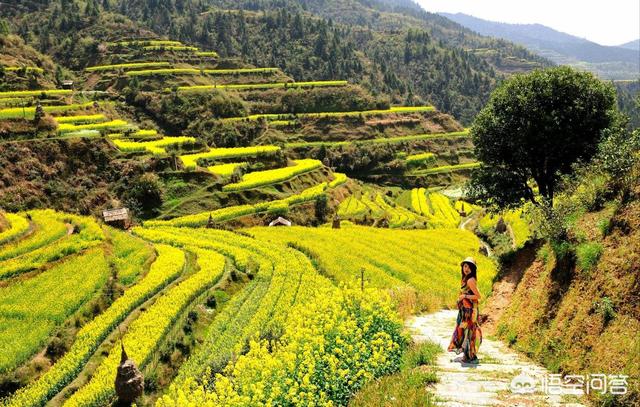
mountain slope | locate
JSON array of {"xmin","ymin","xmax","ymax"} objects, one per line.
[
  {"xmin": 441, "ymin": 12, "xmax": 640, "ymax": 80},
  {"xmin": 619, "ymin": 39, "xmax": 640, "ymax": 51},
  {"xmin": 1, "ymin": 0, "xmax": 548, "ymax": 124}
]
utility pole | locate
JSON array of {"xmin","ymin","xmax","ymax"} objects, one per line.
[{"xmin": 360, "ymin": 267, "xmax": 364, "ymax": 291}]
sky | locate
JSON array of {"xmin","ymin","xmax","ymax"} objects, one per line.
[{"xmin": 415, "ymin": 0, "xmax": 640, "ymax": 46}]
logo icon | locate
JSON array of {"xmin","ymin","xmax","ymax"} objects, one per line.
[{"xmin": 510, "ymin": 371, "xmax": 537, "ymax": 394}]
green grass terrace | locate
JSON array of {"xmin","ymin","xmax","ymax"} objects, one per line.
[
  {"xmin": 223, "ymin": 105, "xmax": 435, "ymax": 122},
  {"xmin": 2, "ymin": 66, "xmax": 44, "ymax": 74},
  {"xmin": 179, "ymin": 145, "xmax": 282, "ymax": 170},
  {"xmin": 142, "ymin": 45, "xmax": 199, "ymax": 51},
  {"xmin": 128, "ymin": 67, "xmax": 280, "ymax": 77},
  {"xmin": 406, "ymin": 152, "xmax": 436, "ymax": 165},
  {"xmin": 221, "ymin": 159, "xmax": 323, "ymax": 192},
  {"xmin": 57, "ymin": 119, "xmax": 130, "ymax": 134},
  {"xmin": 85, "ymin": 61, "xmax": 171, "ymax": 72},
  {"xmin": 0, "ymin": 89, "xmax": 72, "ymax": 99},
  {"xmin": 285, "ymin": 130, "xmax": 470, "ymax": 148},
  {"xmin": 0, "ymin": 101, "xmax": 97, "ymax": 120},
  {"xmin": 172, "ymin": 80, "xmax": 347, "ymax": 93},
  {"xmin": 106, "ymin": 40, "xmax": 184, "ymax": 47},
  {"xmin": 412, "ymin": 162, "xmax": 481, "ymax": 175},
  {"xmin": 145, "ymin": 173, "xmax": 347, "ymax": 227},
  {"xmin": 114, "ymin": 136, "xmax": 197, "ymax": 155}
]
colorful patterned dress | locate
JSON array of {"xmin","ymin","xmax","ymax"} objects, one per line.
[{"xmin": 447, "ymin": 278, "xmax": 482, "ymax": 360}]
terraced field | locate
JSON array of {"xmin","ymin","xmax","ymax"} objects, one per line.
[
  {"xmin": 113, "ymin": 136, "xmax": 197, "ymax": 155},
  {"xmin": 147, "ymin": 174, "xmax": 347, "ymax": 227},
  {"xmin": 174, "ymin": 80, "xmax": 348, "ymax": 92},
  {"xmin": 222, "ymin": 159, "xmax": 323, "ymax": 192},
  {"xmin": 479, "ymin": 207, "xmax": 532, "ymax": 249},
  {"xmin": 222, "ymin": 105, "xmax": 435, "ymax": 122},
  {"xmin": 337, "ymin": 191, "xmax": 429, "ymax": 228},
  {"xmin": 0, "ymin": 101, "xmax": 96, "ymax": 120},
  {"xmin": 285, "ymin": 130, "xmax": 471, "ymax": 148},
  {"xmin": 0, "ymin": 205, "xmax": 494, "ymax": 406},
  {"xmin": 126, "ymin": 67, "xmax": 280, "ymax": 77},
  {"xmin": 0, "ymin": 35, "xmax": 501, "ymax": 407},
  {"xmin": 179, "ymin": 146, "xmax": 281, "ymax": 170},
  {"xmin": 409, "ymin": 188, "xmax": 461, "ymax": 229}
]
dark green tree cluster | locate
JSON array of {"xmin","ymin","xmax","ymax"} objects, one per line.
[
  {"xmin": 467, "ymin": 66, "xmax": 618, "ymax": 210},
  {"xmin": 4, "ymin": 0, "xmax": 547, "ymax": 124}
]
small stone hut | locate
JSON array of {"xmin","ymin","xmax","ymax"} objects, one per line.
[
  {"xmin": 268, "ymin": 216, "xmax": 292, "ymax": 227},
  {"xmin": 103, "ymin": 208, "xmax": 130, "ymax": 229}
]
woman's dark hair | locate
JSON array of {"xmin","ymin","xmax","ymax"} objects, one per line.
[{"xmin": 461, "ymin": 261, "xmax": 477, "ymax": 283}]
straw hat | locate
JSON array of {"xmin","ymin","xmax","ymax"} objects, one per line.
[{"xmin": 460, "ymin": 257, "xmax": 477, "ymax": 272}]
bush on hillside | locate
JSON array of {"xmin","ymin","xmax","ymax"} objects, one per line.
[{"xmin": 468, "ymin": 66, "xmax": 618, "ymax": 209}]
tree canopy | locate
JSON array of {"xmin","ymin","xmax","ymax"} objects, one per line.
[{"xmin": 467, "ymin": 66, "xmax": 618, "ymax": 209}]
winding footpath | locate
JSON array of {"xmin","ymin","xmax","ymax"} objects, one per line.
[{"xmin": 408, "ymin": 310, "xmax": 587, "ymax": 406}]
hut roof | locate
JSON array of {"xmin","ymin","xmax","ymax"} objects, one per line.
[
  {"xmin": 103, "ymin": 208, "xmax": 129, "ymax": 222},
  {"xmin": 268, "ymin": 216, "xmax": 292, "ymax": 227}
]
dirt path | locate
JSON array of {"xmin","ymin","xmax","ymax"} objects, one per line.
[
  {"xmin": 459, "ymin": 216, "xmax": 492, "ymax": 257},
  {"xmin": 407, "ymin": 310, "xmax": 586, "ymax": 406}
]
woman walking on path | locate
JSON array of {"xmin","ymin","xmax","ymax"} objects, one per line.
[{"xmin": 447, "ymin": 257, "xmax": 483, "ymax": 363}]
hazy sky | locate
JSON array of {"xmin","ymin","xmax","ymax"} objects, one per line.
[{"xmin": 415, "ymin": 0, "xmax": 640, "ymax": 46}]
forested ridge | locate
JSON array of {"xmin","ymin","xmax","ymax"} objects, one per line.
[{"xmin": 0, "ymin": 0, "xmax": 550, "ymax": 123}]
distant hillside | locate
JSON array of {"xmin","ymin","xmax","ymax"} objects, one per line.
[
  {"xmin": 1, "ymin": 0, "xmax": 548, "ymax": 124},
  {"xmin": 441, "ymin": 12, "xmax": 640, "ymax": 80},
  {"xmin": 619, "ymin": 39, "xmax": 640, "ymax": 51}
]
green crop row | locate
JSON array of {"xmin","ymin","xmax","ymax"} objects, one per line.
[
  {"xmin": 145, "ymin": 176, "xmax": 343, "ymax": 228},
  {"xmin": 57, "ymin": 119, "xmax": 129, "ymax": 134},
  {"xmin": 0, "ymin": 212, "xmax": 105, "ymax": 280},
  {"xmin": 417, "ymin": 162, "xmax": 481, "ymax": 175},
  {"xmin": 128, "ymin": 67, "xmax": 280, "ymax": 77},
  {"xmin": 85, "ymin": 61, "xmax": 171, "ymax": 72},
  {"xmin": 59, "ymin": 130, "xmax": 102, "ymax": 139},
  {"xmin": 0, "ymin": 97, "xmax": 34, "ymax": 107},
  {"xmin": 107, "ymin": 40, "xmax": 183, "ymax": 47},
  {"xmin": 5, "ymin": 244, "xmax": 184, "ymax": 407},
  {"xmin": 175, "ymin": 80, "xmax": 348, "ymax": 93},
  {"xmin": 222, "ymin": 105, "xmax": 434, "ymax": 122},
  {"xmin": 285, "ymin": 130, "xmax": 470, "ymax": 148},
  {"xmin": 195, "ymin": 51, "xmax": 219, "ymax": 57},
  {"xmin": 221, "ymin": 159, "xmax": 323, "ymax": 192},
  {"xmin": 0, "ymin": 89, "xmax": 71, "ymax": 99},
  {"xmin": 108, "ymin": 129, "xmax": 158, "ymax": 139},
  {"xmin": 0, "ymin": 102, "xmax": 95, "ymax": 120},
  {"xmin": 270, "ymin": 120, "xmax": 297, "ymax": 127},
  {"xmin": 54, "ymin": 114, "xmax": 107, "ymax": 124},
  {"xmin": 2, "ymin": 67, "xmax": 44, "ymax": 74},
  {"xmin": 179, "ymin": 145, "xmax": 281, "ymax": 169},
  {"xmin": 0, "ymin": 214, "xmax": 30, "ymax": 246},
  {"xmin": 410, "ymin": 188, "xmax": 461, "ymax": 228},
  {"xmin": 406, "ymin": 152, "xmax": 436, "ymax": 165},
  {"xmin": 0, "ymin": 248, "xmax": 109, "ymax": 374},
  {"xmin": 143, "ymin": 45, "xmax": 199, "ymax": 51},
  {"xmin": 63, "ymin": 247, "xmax": 222, "ymax": 407},
  {"xmin": 126, "ymin": 68, "xmax": 201, "ymax": 76},
  {"xmin": 206, "ymin": 162, "xmax": 247, "ymax": 176},
  {"xmin": 114, "ymin": 136, "xmax": 197, "ymax": 155}
]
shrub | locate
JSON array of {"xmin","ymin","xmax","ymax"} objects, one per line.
[
  {"xmin": 597, "ymin": 218, "xmax": 612, "ymax": 237},
  {"xmin": 575, "ymin": 241, "xmax": 603, "ymax": 272},
  {"xmin": 126, "ymin": 173, "xmax": 165, "ymax": 218},
  {"xmin": 401, "ymin": 341, "xmax": 441, "ymax": 369},
  {"xmin": 593, "ymin": 296, "xmax": 616, "ymax": 323}
]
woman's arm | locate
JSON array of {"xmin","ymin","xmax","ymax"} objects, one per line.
[{"xmin": 465, "ymin": 278, "xmax": 481, "ymax": 301}]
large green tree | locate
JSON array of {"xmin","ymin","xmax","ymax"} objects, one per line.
[{"xmin": 467, "ymin": 66, "xmax": 618, "ymax": 209}]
